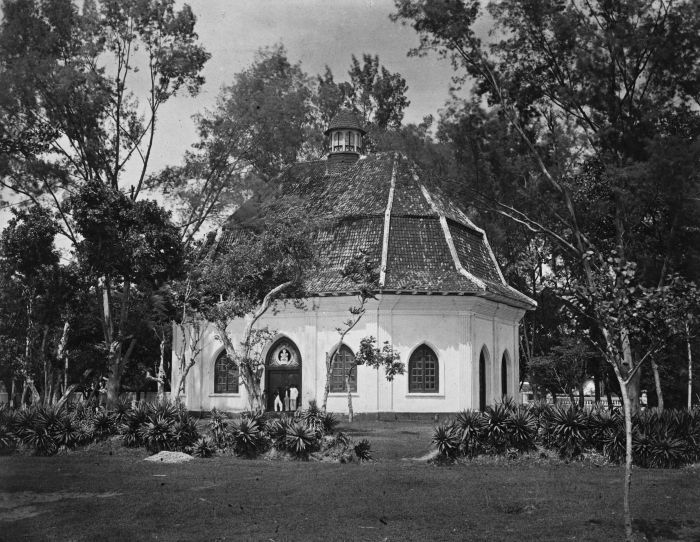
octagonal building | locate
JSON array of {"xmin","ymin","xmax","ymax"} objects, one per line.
[{"xmin": 173, "ymin": 111, "xmax": 536, "ymax": 414}]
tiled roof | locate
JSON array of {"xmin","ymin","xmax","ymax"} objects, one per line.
[
  {"xmin": 222, "ymin": 152, "xmax": 536, "ymax": 309},
  {"xmin": 324, "ymin": 109, "xmax": 365, "ymax": 135}
]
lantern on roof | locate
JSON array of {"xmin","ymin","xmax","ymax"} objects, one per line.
[{"xmin": 325, "ymin": 109, "xmax": 365, "ymax": 156}]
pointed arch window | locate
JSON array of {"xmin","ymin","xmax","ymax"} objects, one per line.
[
  {"xmin": 330, "ymin": 344, "xmax": 357, "ymax": 392},
  {"xmin": 409, "ymin": 345, "xmax": 439, "ymax": 393},
  {"xmin": 214, "ymin": 352, "xmax": 238, "ymax": 394},
  {"xmin": 501, "ymin": 352, "xmax": 509, "ymax": 398}
]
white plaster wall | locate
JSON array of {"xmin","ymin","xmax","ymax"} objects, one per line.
[{"xmin": 171, "ymin": 294, "xmax": 525, "ymax": 414}]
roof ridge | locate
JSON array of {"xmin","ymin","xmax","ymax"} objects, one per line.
[
  {"xmin": 415, "ymin": 167, "xmax": 486, "ymax": 291},
  {"xmin": 379, "ymin": 153, "xmax": 398, "ymax": 287}
]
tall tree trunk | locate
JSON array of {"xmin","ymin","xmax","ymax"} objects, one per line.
[
  {"xmin": 157, "ymin": 335, "xmax": 166, "ymax": 402},
  {"xmin": 345, "ymin": 371, "xmax": 354, "ymax": 423},
  {"xmin": 322, "ymin": 352, "xmax": 333, "ymax": 412},
  {"xmin": 58, "ymin": 321, "xmax": 70, "ymax": 397},
  {"xmin": 618, "ymin": 373, "xmax": 634, "ymax": 542},
  {"xmin": 578, "ymin": 384, "xmax": 585, "ymax": 409},
  {"xmin": 10, "ymin": 378, "xmax": 16, "ymax": 409},
  {"xmin": 594, "ymin": 369, "xmax": 601, "ymax": 403},
  {"xmin": 688, "ymin": 323, "xmax": 693, "ymax": 410},
  {"xmin": 650, "ymin": 359, "xmax": 663, "ymax": 411}
]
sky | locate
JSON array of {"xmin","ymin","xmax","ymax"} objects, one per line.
[
  {"xmin": 148, "ymin": 0, "xmax": 465, "ymax": 174},
  {"xmin": 1, "ymin": 0, "xmax": 480, "ymax": 234}
]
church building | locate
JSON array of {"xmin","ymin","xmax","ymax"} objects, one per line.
[{"xmin": 172, "ymin": 111, "xmax": 536, "ymax": 414}]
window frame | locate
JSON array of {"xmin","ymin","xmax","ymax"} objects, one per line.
[
  {"xmin": 329, "ymin": 344, "xmax": 357, "ymax": 393},
  {"xmin": 214, "ymin": 352, "xmax": 239, "ymax": 394},
  {"xmin": 408, "ymin": 345, "xmax": 439, "ymax": 393}
]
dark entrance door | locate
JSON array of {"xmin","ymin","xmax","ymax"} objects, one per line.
[{"xmin": 265, "ymin": 339, "xmax": 302, "ymax": 412}]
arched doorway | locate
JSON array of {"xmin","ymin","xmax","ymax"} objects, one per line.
[
  {"xmin": 479, "ymin": 350, "xmax": 486, "ymax": 411},
  {"xmin": 265, "ymin": 338, "xmax": 302, "ymax": 412}
]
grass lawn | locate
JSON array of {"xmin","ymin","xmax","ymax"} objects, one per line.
[{"xmin": 1, "ymin": 418, "xmax": 699, "ymax": 541}]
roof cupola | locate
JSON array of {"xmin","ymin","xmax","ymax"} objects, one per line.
[{"xmin": 325, "ymin": 109, "xmax": 365, "ymax": 171}]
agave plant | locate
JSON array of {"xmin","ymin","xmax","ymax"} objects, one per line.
[
  {"xmin": 483, "ymin": 404, "xmax": 511, "ymax": 454},
  {"xmin": 432, "ymin": 422, "xmax": 460, "ymax": 460},
  {"xmin": 173, "ymin": 417, "xmax": 200, "ymax": 450},
  {"xmin": 119, "ymin": 402, "xmax": 150, "ymax": 447},
  {"xmin": 190, "ymin": 437, "xmax": 216, "ymax": 458},
  {"xmin": 649, "ymin": 432, "xmax": 689, "ymax": 469},
  {"xmin": 91, "ymin": 409, "xmax": 116, "ymax": 439},
  {"xmin": 284, "ymin": 421, "xmax": 317, "ymax": 459},
  {"xmin": 209, "ymin": 408, "xmax": 229, "ymax": 448},
  {"xmin": 231, "ymin": 419, "xmax": 266, "ymax": 458},
  {"xmin": 139, "ymin": 414, "xmax": 175, "ymax": 453},
  {"xmin": 549, "ymin": 405, "xmax": 590, "ymax": 459},
  {"xmin": 300, "ymin": 400, "xmax": 325, "ymax": 436},
  {"xmin": 505, "ymin": 409, "xmax": 537, "ymax": 452},
  {"xmin": 590, "ymin": 408, "xmax": 623, "ymax": 453},
  {"xmin": 353, "ymin": 438, "xmax": 372, "ymax": 462},
  {"xmin": 113, "ymin": 398, "xmax": 132, "ymax": 423},
  {"xmin": 320, "ymin": 412, "xmax": 339, "ymax": 435}
]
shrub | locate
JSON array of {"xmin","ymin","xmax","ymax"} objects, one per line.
[
  {"xmin": 320, "ymin": 412, "xmax": 339, "ymax": 435},
  {"xmin": 209, "ymin": 408, "xmax": 229, "ymax": 448},
  {"xmin": 190, "ymin": 437, "xmax": 216, "ymax": 458},
  {"xmin": 648, "ymin": 432, "xmax": 689, "ymax": 469},
  {"xmin": 231, "ymin": 419, "xmax": 266, "ymax": 458},
  {"xmin": 91, "ymin": 408, "xmax": 116, "ymax": 439},
  {"xmin": 505, "ymin": 409, "xmax": 537, "ymax": 452},
  {"xmin": 483, "ymin": 404, "xmax": 511, "ymax": 454},
  {"xmin": 454, "ymin": 410, "xmax": 486, "ymax": 456},
  {"xmin": 266, "ymin": 417, "xmax": 291, "ymax": 450},
  {"xmin": 120, "ymin": 402, "xmax": 149, "ymax": 447},
  {"xmin": 432, "ymin": 422, "xmax": 460, "ymax": 460},
  {"xmin": 353, "ymin": 438, "xmax": 372, "ymax": 462},
  {"xmin": 284, "ymin": 421, "xmax": 317, "ymax": 460},
  {"xmin": 549, "ymin": 405, "xmax": 590, "ymax": 459},
  {"xmin": 138, "ymin": 414, "xmax": 175, "ymax": 453},
  {"xmin": 173, "ymin": 417, "xmax": 200, "ymax": 449}
]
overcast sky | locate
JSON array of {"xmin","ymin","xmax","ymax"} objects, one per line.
[{"xmin": 148, "ymin": 0, "xmax": 468, "ymax": 172}]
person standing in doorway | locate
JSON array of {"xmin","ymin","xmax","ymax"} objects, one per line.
[
  {"xmin": 284, "ymin": 386, "xmax": 290, "ymax": 411},
  {"xmin": 289, "ymin": 385, "xmax": 299, "ymax": 411},
  {"xmin": 274, "ymin": 388, "xmax": 283, "ymax": 412}
]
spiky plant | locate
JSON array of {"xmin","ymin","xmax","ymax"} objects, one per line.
[
  {"xmin": 113, "ymin": 398, "xmax": 132, "ymax": 423},
  {"xmin": 505, "ymin": 409, "xmax": 538, "ymax": 452},
  {"xmin": 119, "ymin": 402, "xmax": 149, "ymax": 447},
  {"xmin": 173, "ymin": 417, "xmax": 200, "ymax": 450},
  {"xmin": 284, "ymin": 421, "xmax": 317, "ymax": 459},
  {"xmin": 91, "ymin": 408, "xmax": 116, "ymax": 439},
  {"xmin": 353, "ymin": 438, "xmax": 372, "ymax": 462},
  {"xmin": 209, "ymin": 408, "xmax": 229, "ymax": 448},
  {"xmin": 139, "ymin": 414, "xmax": 175, "ymax": 453},
  {"xmin": 320, "ymin": 412, "xmax": 339, "ymax": 435},
  {"xmin": 549, "ymin": 405, "xmax": 590, "ymax": 459},
  {"xmin": 231, "ymin": 419, "xmax": 266, "ymax": 458},
  {"xmin": 190, "ymin": 437, "xmax": 216, "ymax": 458},
  {"xmin": 483, "ymin": 403, "xmax": 511, "ymax": 454},
  {"xmin": 432, "ymin": 422, "xmax": 460, "ymax": 460},
  {"xmin": 453, "ymin": 410, "xmax": 486, "ymax": 456},
  {"xmin": 649, "ymin": 432, "xmax": 689, "ymax": 469}
]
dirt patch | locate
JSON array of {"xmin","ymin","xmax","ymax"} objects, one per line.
[{"xmin": 0, "ymin": 491, "xmax": 121, "ymax": 522}]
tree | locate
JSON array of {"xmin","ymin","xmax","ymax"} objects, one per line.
[
  {"xmin": 153, "ymin": 45, "xmax": 314, "ymax": 248},
  {"xmin": 529, "ymin": 337, "xmax": 596, "ymax": 406},
  {"xmin": 347, "ymin": 337, "xmax": 404, "ymax": 423},
  {"xmin": 0, "ymin": 0, "xmax": 208, "ymax": 406},
  {"xmin": 200, "ymin": 197, "xmax": 317, "ymax": 412},
  {"xmin": 313, "ymin": 54, "xmax": 411, "ymax": 151},
  {"xmin": 0, "ymin": 206, "xmax": 59, "ymax": 405},
  {"xmin": 392, "ymin": 1, "xmax": 700, "ymax": 537},
  {"xmin": 321, "ymin": 252, "xmax": 378, "ymax": 413},
  {"xmin": 70, "ymin": 181, "xmax": 184, "ymax": 406}
]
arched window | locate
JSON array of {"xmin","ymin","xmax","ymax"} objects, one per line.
[
  {"xmin": 409, "ymin": 345, "xmax": 439, "ymax": 393},
  {"xmin": 479, "ymin": 349, "xmax": 487, "ymax": 411},
  {"xmin": 501, "ymin": 351, "xmax": 509, "ymax": 398},
  {"xmin": 214, "ymin": 352, "xmax": 238, "ymax": 394},
  {"xmin": 330, "ymin": 344, "xmax": 357, "ymax": 392}
]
